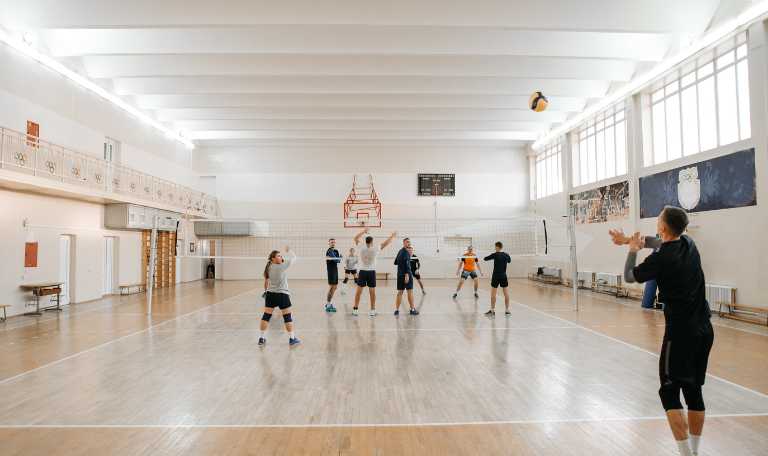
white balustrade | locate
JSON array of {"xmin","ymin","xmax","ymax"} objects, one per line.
[{"xmin": 0, "ymin": 127, "xmax": 218, "ymax": 216}]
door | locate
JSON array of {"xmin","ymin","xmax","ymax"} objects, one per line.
[
  {"xmin": 104, "ymin": 137, "xmax": 121, "ymax": 163},
  {"xmin": 59, "ymin": 235, "xmax": 72, "ymax": 305},
  {"xmin": 103, "ymin": 237, "xmax": 116, "ymax": 295}
]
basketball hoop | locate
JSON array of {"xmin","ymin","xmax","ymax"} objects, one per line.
[{"xmin": 343, "ymin": 174, "xmax": 382, "ymax": 228}]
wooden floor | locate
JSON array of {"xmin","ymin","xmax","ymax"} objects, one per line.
[{"xmin": 1, "ymin": 279, "xmax": 767, "ymax": 455}]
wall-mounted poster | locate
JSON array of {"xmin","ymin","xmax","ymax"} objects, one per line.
[
  {"xmin": 570, "ymin": 181, "xmax": 630, "ymax": 224},
  {"xmin": 639, "ymin": 148, "xmax": 756, "ymax": 218}
]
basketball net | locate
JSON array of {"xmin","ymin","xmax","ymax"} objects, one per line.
[{"xmin": 343, "ymin": 174, "xmax": 382, "ymax": 228}]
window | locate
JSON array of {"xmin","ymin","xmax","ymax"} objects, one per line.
[
  {"xmin": 532, "ymin": 140, "xmax": 562, "ymax": 199},
  {"xmin": 646, "ymin": 32, "xmax": 750, "ymax": 166},
  {"xmin": 571, "ymin": 102, "xmax": 627, "ymax": 187}
]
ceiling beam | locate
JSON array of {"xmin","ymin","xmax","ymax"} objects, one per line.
[
  {"xmin": 41, "ymin": 27, "xmax": 670, "ymax": 61},
  {"xmin": 115, "ymin": 76, "xmax": 609, "ymax": 97},
  {"xmin": 1, "ymin": 0, "xmax": 719, "ymax": 33}
]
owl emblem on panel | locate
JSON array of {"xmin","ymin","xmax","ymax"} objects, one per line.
[{"xmin": 677, "ymin": 166, "xmax": 701, "ymax": 210}]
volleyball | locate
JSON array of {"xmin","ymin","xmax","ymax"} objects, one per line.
[{"xmin": 529, "ymin": 91, "xmax": 549, "ymax": 112}]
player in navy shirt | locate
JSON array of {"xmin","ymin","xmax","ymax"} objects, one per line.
[
  {"xmin": 325, "ymin": 238, "xmax": 341, "ymax": 312},
  {"xmin": 393, "ymin": 238, "xmax": 418, "ymax": 316}
]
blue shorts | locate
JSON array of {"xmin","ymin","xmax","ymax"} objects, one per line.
[{"xmin": 397, "ymin": 273, "xmax": 414, "ymax": 291}]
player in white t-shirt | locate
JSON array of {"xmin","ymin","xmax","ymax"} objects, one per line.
[{"xmin": 352, "ymin": 228, "xmax": 397, "ymax": 316}]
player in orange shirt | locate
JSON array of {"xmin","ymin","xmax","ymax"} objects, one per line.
[{"xmin": 452, "ymin": 245, "xmax": 483, "ymax": 299}]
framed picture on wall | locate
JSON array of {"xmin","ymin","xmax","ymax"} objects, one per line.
[{"xmin": 189, "ymin": 242, "xmax": 196, "ymax": 254}]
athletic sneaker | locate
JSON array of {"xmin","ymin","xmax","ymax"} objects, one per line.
[
  {"xmin": 422, "ymin": 290, "xmax": 426, "ymax": 295},
  {"xmin": 452, "ymin": 293, "xmax": 458, "ymax": 299},
  {"xmin": 409, "ymin": 309, "xmax": 419, "ymax": 316},
  {"xmin": 474, "ymin": 292, "xmax": 479, "ymax": 298},
  {"xmin": 258, "ymin": 337, "xmax": 266, "ymax": 345},
  {"xmin": 325, "ymin": 304, "xmax": 337, "ymax": 312},
  {"xmin": 394, "ymin": 310, "xmax": 400, "ymax": 316},
  {"xmin": 505, "ymin": 310, "xmax": 512, "ymax": 316},
  {"xmin": 369, "ymin": 310, "xmax": 377, "ymax": 317},
  {"xmin": 484, "ymin": 310, "xmax": 495, "ymax": 317},
  {"xmin": 289, "ymin": 337, "xmax": 301, "ymax": 346},
  {"xmin": 352, "ymin": 308, "xmax": 359, "ymax": 316}
]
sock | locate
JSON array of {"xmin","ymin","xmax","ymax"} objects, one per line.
[
  {"xmin": 677, "ymin": 439, "xmax": 693, "ymax": 456},
  {"xmin": 690, "ymin": 435, "xmax": 700, "ymax": 454},
  {"xmin": 288, "ymin": 331, "xmax": 295, "ymax": 339},
  {"xmin": 259, "ymin": 330, "xmax": 266, "ymax": 339}
]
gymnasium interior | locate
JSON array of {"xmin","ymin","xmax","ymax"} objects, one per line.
[{"xmin": 0, "ymin": 1, "xmax": 767, "ymax": 455}]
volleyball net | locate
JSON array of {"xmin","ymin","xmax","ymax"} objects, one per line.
[{"xmin": 177, "ymin": 215, "xmax": 575, "ymax": 280}]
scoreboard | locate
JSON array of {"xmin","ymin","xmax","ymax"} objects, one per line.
[{"xmin": 418, "ymin": 174, "xmax": 456, "ymax": 196}]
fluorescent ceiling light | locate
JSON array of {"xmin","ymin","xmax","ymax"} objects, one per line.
[
  {"xmin": 0, "ymin": 28, "xmax": 195, "ymax": 149},
  {"xmin": 532, "ymin": 0, "xmax": 768, "ymax": 150}
]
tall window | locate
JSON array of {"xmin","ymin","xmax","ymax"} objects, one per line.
[
  {"xmin": 533, "ymin": 140, "xmax": 562, "ymax": 199},
  {"xmin": 646, "ymin": 32, "xmax": 750, "ymax": 166},
  {"xmin": 571, "ymin": 102, "xmax": 627, "ymax": 187}
]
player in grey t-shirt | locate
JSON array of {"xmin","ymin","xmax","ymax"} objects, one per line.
[{"xmin": 259, "ymin": 247, "xmax": 300, "ymax": 346}]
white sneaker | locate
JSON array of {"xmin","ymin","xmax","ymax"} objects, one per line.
[
  {"xmin": 352, "ymin": 308, "xmax": 359, "ymax": 316},
  {"xmin": 369, "ymin": 310, "xmax": 377, "ymax": 317}
]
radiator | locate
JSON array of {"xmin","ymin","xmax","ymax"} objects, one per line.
[
  {"xmin": 577, "ymin": 271, "xmax": 594, "ymax": 282},
  {"xmin": 596, "ymin": 272, "xmax": 621, "ymax": 287},
  {"xmin": 705, "ymin": 284, "xmax": 736, "ymax": 308}
]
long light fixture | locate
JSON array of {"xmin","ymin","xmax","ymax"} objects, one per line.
[
  {"xmin": 0, "ymin": 28, "xmax": 195, "ymax": 149},
  {"xmin": 532, "ymin": 0, "xmax": 768, "ymax": 150}
]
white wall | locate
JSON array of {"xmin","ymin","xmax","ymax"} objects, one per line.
[
  {"xmin": 0, "ymin": 189, "xmax": 143, "ymax": 317},
  {"xmin": 529, "ymin": 21, "xmax": 768, "ymax": 306},
  {"xmin": 0, "ymin": 44, "xmax": 198, "ymax": 188},
  {"xmin": 197, "ymin": 145, "xmax": 530, "ymax": 220}
]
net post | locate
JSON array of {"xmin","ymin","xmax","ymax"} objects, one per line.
[
  {"xmin": 567, "ymin": 203, "xmax": 579, "ymax": 312},
  {"xmin": 147, "ymin": 215, "xmax": 158, "ymax": 315}
]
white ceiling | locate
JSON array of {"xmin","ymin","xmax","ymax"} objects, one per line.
[{"xmin": 0, "ymin": 0, "xmax": 743, "ymax": 150}]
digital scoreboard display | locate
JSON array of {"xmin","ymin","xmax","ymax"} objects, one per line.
[{"xmin": 418, "ymin": 174, "xmax": 456, "ymax": 196}]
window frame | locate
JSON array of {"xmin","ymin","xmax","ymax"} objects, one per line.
[
  {"xmin": 571, "ymin": 101, "xmax": 628, "ymax": 188},
  {"xmin": 645, "ymin": 32, "xmax": 750, "ymax": 167}
]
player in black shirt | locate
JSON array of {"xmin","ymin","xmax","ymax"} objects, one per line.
[
  {"xmin": 407, "ymin": 246, "xmax": 426, "ymax": 294},
  {"xmin": 610, "ymin": 206, "xmax": 713, "ymax": 456},
  {"xmin": 483, "ymin": 241, "xmax": 512, "ymax": 317},
  {"xmin": 393, "ymin": 238, "xmax": 418, "ymax": 316},
  {"xmin": 325, "ymin": 238, "xmax": 341, "ymax": 312}
]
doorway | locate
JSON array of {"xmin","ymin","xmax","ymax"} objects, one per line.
[
  {"xmin": 103, "ymin": 236, "xmax": 117, "ymax": 295},
  {"xmin": 59, "ymin": 235, "xmax": 74, "ymax": 305}
]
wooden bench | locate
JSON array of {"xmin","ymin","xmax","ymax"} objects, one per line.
[
  {"xmin": 0, "ymin": 304, "xmax": 9, "ymax": 322},
  {"xmin": 119, "ymin": 283, "xmax": 146, "ymax": 295},
  {"xmin": 719, "ymin": 303, "xmax": 768, "ymax": 326}
]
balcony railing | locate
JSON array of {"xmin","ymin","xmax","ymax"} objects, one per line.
[{"xmin": 0, "ymin": 127, "xmax": 218, "ymax": 217}]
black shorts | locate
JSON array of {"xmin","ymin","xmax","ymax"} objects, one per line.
[
  {"xmin": 397, "ymin": 273, "xmax": 414, "ymax": 291},
  {"xmin": 357, "ymin": 270, "xmax": 376, "ymax": 288},
  {"xmin": 327, "ymin": 267, "xmax": 339, "ymax": 285},
  {"xmin": 265, "ymin": 292, "xmax": 292, "ymax": 310},
  {"xmin": 491, "ymin": 274, "xmax": 508, "ymax": 288},
  {"xmin": 344, "ymin": 269, "xmax": 357, "ymax": 275},
  {"xmin": 659, "ymin": 321, "xmax": 714, "ymax": 386}
]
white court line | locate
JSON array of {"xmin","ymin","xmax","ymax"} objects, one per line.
[
  {"xmin": 0, "ymin": 288, "xmax": 260, "ymax": 385},
  {"xmin": 0, "ymin": 412, "xmax": 766, "ymax": 429},
  {"xmin": 513, "ymin": 300, "xmax": 768, "ymax": 401},
  {"xmin": 148, "ymin": 325, "xmax": 580, "ymax": 334}
]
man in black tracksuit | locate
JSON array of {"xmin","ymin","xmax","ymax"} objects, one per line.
[{"xmin": 611, "ymin": 206, "xmax": 713, "ymax": 456}]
